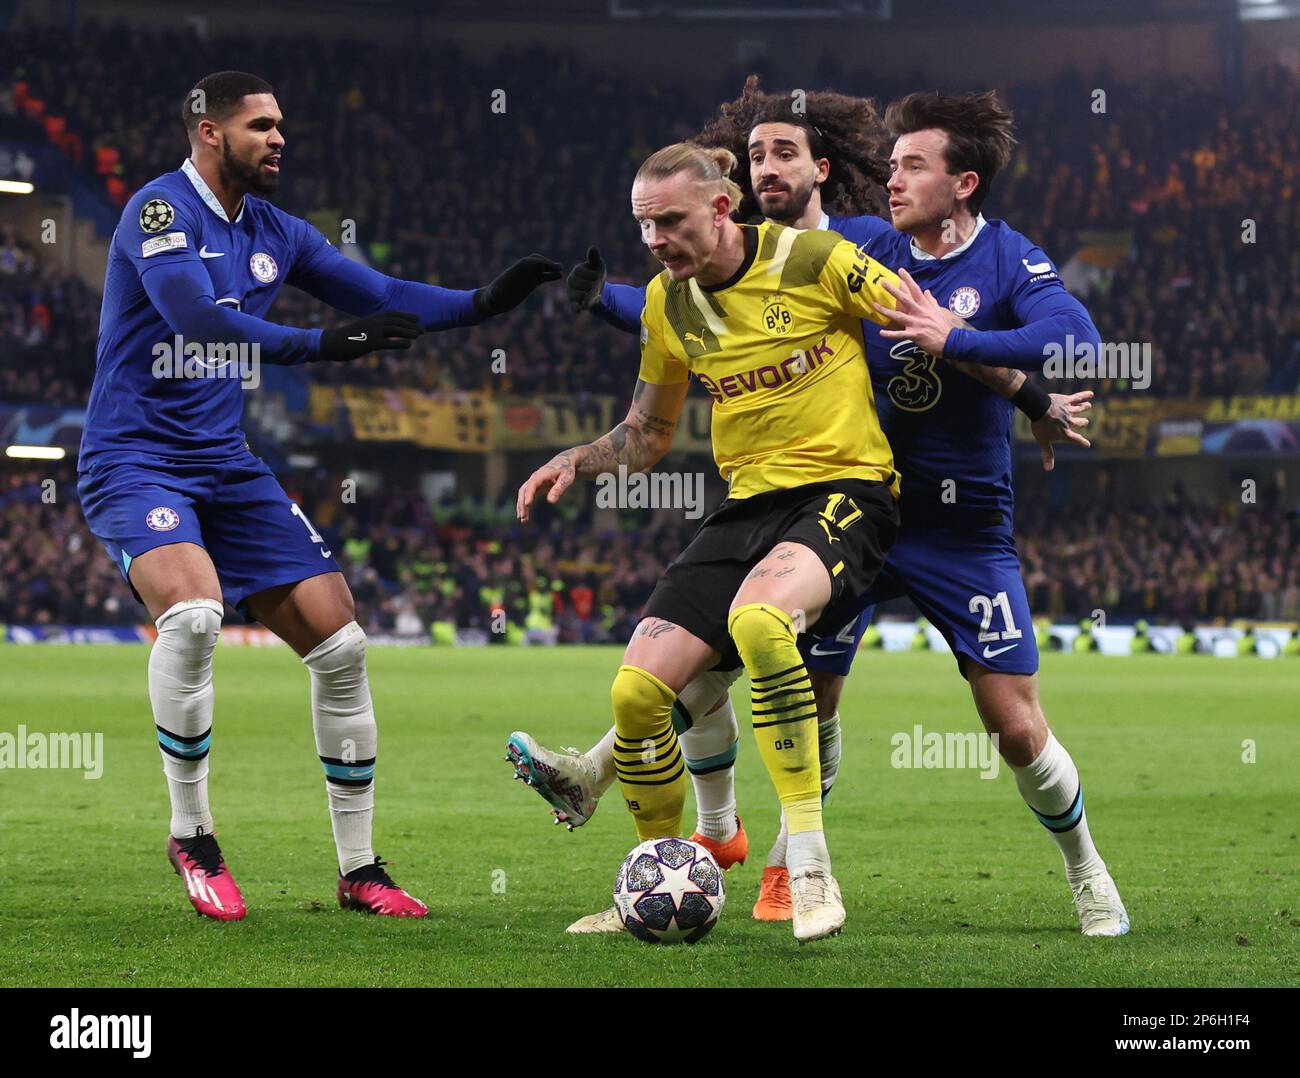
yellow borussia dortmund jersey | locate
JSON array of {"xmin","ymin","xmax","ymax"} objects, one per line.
[{"xmin": 638, "ymin": 220, "xmax": 902, "ymax": 500}]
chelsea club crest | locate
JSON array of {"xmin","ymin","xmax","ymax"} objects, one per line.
[
  {"xmin": 249, "ymin": 251, "xmax": 279, "ymax": 284},
  {"xmin": 948, "ymin": 286, "xmax": 981, "ymax": 318},
  {"xmin": 145, "ymin": 507, "xmax": 181, "ymax": 532}
]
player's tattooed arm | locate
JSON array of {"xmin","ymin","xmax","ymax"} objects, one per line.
[
  {"xmin": 945, "ymin": 357, "xmax": 1026, "ymax": 397},
  {"xmin": 517, "ymin": 378, "xmax": 687, "ymax": 521},
  {"xmin": 569, "ymin": 378, "xmax": 688, "ymax": 478}
]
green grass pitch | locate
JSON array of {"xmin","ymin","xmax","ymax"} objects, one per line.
[{"xmin": 0, "ymin": 646, "xmax": 1295, "ymax": 987}]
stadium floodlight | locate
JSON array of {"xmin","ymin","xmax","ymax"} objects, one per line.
[
  {"xmin": 0, "ymin": 180, "xmax": 36, "ymax": 195},
  {"xmin": 1238, "ymin": 0, "xmax": 1300, "ymax": 17},
  {"xmin": 610, "ymin": 0, "xmax": 890, "ymax": 17},
  {"xmin": 5, "ymin": 445, "xmax": 66, "ymax": 460}
]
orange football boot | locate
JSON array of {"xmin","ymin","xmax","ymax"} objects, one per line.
[
  {"xmin": 752, "ymin": 865, "xmax": 793, "ymax": 921},
  {"xmin": 690, "ymin": 815, "xmax": 749, "ymax": 870}
]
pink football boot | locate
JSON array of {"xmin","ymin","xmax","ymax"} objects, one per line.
[
  {"xmin": 166, "ymin": 831, "xmax": 247, "ymax": 921},
  {"xmin": 337, "ymin": 857, "xmax": 428, "ymax": 917}
]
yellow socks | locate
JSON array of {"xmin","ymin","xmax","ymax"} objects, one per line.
[
  {"xmin": 610, "ymin": 664, "xmax": 685, "ymax": 840},
  {"xmin": 728, "ymin": 602, "xmax": 823, "ymax": 836}
]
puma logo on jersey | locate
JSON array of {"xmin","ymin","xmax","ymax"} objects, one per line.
[{"xmin": 684, "ymin": 332, "xmax": 705, "ymax": 346}]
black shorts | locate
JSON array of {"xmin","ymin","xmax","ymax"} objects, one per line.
[{"xmin": 641, "ymin": 477, "xmax": 900, "ymax": 668}]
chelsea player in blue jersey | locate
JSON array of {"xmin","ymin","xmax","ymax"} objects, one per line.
[
  {"xmin": 509, "ymin": 82, "xmax": 1128, "ymax": 938},
  {"xmin": 79, "ymin": 71, "xmax": 560, "ymax": 920}
]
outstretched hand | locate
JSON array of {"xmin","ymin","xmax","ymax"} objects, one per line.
[
  {"xmin": 873, "ymin": 267, "xmax": 960, "ymax": 357},
  {"xmin": 1032, "ymin": 390, "xmax": 1093, "ymax": 471},
  {"xmin": 318, "ymin": 311, "xmax": 423, "ymax": 362},
  {"xmin": 474, "ymin": 254, "xmax": 563, "ymax": 317},
  {"xmin": 517, "ymin": 451, "xmax": 577, "ymax": 522}
]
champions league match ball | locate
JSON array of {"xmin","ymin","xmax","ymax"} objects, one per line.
[{"xmin": 613, "ymin": 837, "xmax": 725, "ymax": 943}]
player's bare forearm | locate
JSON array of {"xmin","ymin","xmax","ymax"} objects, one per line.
[
  {"xmin": 933, "ymin": 313, "xmax": 1024, "ymax": 399},
  {"xmin": 565, "ymin": 425, "xmax": 662, "ymax": 479},
  {"xmin": 516, "ymin": 380, "xmax": 685, "ymax": 521},
  {"xmin": 567, "ymin": 378, "xmax": 684, "ymax": 478},
  {"xmin": 944, "ymin": 358, "xmax": 1025, "ymax": 399}
]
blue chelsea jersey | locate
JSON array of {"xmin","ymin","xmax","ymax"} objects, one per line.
[
  {"xmin": 80, "ymin": 160, "xmax": 325, "ymax": 470},
  {"xmin": 830, "ymin": 213, "xmax": 1065, "ymax": 523}
]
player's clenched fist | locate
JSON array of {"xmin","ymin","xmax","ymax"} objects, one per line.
[
  {"xmin": 517, "ymin": 451, "xmax": 577, "ymax": 522},
  {"xmin": 566, "ymin": 246, "xmax": 606, "ymax": 312}
]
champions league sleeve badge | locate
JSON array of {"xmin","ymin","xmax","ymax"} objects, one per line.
[{"xmin": 139, "ymin": 199, "xmax": 176, "ymax": 234}]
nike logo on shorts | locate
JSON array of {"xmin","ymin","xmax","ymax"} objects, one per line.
[
  {"xmin": 809, "ymin": 643, "xmax": 846, "ymax": 657},
  {"xmin": 982, "ymin": 642, "xmax": 1019, "ymax": 659}
]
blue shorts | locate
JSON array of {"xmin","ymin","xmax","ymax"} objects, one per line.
[
  {"xmin": 78, "ymin": 451, "xmax": 340, "ymax": 618},
  {"xmin": 801, "ymin": 519, "xmax": 1039, "ymax": 678}
]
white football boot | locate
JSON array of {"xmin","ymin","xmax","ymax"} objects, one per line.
[
  {"xmin": 566, "ymin": 906, "xmax": 625, "ymax": 935},
  {"xmin": 789, "ymin": 870, "xmax": 845, "ymax": 943},
  {"xmin": 1071, "ymin": 870, "xmax": 1130, "ymax": 937},
  {"xmin": 505, "ymin": 731, "xmax": 600, "ymax": 830}
]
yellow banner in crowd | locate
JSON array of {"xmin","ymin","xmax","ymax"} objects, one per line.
[
  {"xmin": 316, "ymin": 387, "xmax": 1300, "ymax": 458},
  {"xmin": 309, "ymin": 386, "xmax": 492, "ymax": 450},
  {"xmin": 493, "ymin": 396, "xmax": 618, "ymax": 450}
]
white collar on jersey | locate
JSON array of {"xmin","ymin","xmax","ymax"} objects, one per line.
[
  {"xmin": 909, "ymin": 213, "xmax": 986, "ymax": 261},
  {"xmin": 817, "ymin": 210, "xmax": 830, "ymax": 231},
  {"xmin": 181, "ymin": 158, "xmax": 245, "ymax": 224}
]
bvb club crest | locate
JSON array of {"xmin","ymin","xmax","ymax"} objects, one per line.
[
  {"xmin": 760, "ymin": 295, "xmax": 793, "ymax": 337},
  {"xmin": 139, "ymin": 199, "xmax": 175, "ymax": 234}
]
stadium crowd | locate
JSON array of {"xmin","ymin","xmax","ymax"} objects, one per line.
[
  {"xmin": 1, "ymin": 24, "xmax": 1298, "ymax": 634},
  {"xmin": 0, "ymin": 228, "xmax": 100, "ymax": 407},
  {"xmin": 0, "ymin": 26, "xmax": 1298, "ymax": 406},
  {"xmin": 2, "ymin": 465, "xmax": 1297, "ymax": 634}
]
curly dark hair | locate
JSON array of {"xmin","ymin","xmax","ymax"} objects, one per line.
[
  {"xmin": 883, "ymin": 91, "xmax": 1016, "ymax": 214},
  {"xmin": 692, "ymin": 75, "xmax": 890, "ymax": 221}
]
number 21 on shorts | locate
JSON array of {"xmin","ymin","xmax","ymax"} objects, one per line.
[{"xmin": 969, "ymin": 591, "xmax": 1021, "ymax": 642}]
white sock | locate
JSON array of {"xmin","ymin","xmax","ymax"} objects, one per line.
[
  {"xmin": 1011, "ymin": 732, "xmax": 1104, "ymax": 886},
  {"xmin": 304, "ymin": 622, "xmax": 376, "ymax": 876},
  {"xmin": 786, "ymin": 829, "xmax": 831, "ymax": 877},
  {"xmin": 150, "ymin": 598, "xmax": 223, "ymax": 839},
  {"xmin": 766, "ymin": 709, "xmax": 841, "ymax": 868},
  {"xmin": 586, "ymin": 726, "xmax": 617, "ymax": 795},
  {"xmin": 767, "ymin": 814, "xmax": 789, "ymax": 868},
  {"xmin": 679, "ymin": 696, "xmax": 738, "ymax": 841}
]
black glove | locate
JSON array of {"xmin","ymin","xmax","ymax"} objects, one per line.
[
  {"xmin": 566, "ymin": 246, "xmax": 606, "ymax": 312},
  {"xmin": 472, "ymin": 254, "xmax": 562, "ymax": 317},
  {"xmin": 318, "ymin": 312, "xmax": 423, "ymax": 362}
]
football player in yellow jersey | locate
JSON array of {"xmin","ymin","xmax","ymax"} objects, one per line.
[{"xmin": 517, "ymin": 141, "xmax": 903, "ymax": 942}]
